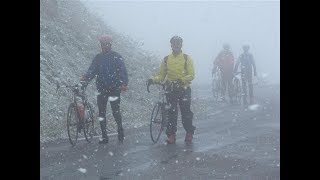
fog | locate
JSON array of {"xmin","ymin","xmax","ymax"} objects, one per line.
[{"xmin": 83, "ymin": 0, "xmax": 280, "ymax": 85}]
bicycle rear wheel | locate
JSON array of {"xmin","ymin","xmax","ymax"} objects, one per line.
[
  {"xmin": 83, "ymin": 102, "xmax": 95, "ymax": 143},
  {"xmin": 67, "ymin": 103, "xmax": 79, "ymax": 146},
  {"xmin": 150, "ymin": 102, "xmax": 164, "ymax": 143},
  {"xmin": 212, "ymin": 79, "xmax": 220, "ymax": 102}
]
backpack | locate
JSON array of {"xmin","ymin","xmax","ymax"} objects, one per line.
[{"xmin": 163, "ymin": 54, "xmax": 189, "ymax": 75}]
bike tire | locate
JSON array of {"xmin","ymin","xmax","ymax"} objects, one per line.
[
  {"xmin": 67, "ymin": 103, "xmax": 79, "ymax": 146},
  {"xmin": 212, "ymin": 79, "xmax": 220, "ymax": 102},
  {"xmin": 150, "ymin": 102, "xmax": 163, "ymax": 143},
  {"xmin": 234, "ymin": 79, "xmax": 242, "ymax": 105},
  {"xmin": 83, "ymin": 102, "xmax": 95, "ymax": 143}
]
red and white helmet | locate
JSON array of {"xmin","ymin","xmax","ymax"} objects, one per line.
[{"xmin": 99, "ymin": 35, "xmax": 113, "ymax": 44}]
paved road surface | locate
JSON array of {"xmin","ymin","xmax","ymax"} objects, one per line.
[{"xmin": 40, "ymin": 84, "xmax": 280, "ymax": 180}]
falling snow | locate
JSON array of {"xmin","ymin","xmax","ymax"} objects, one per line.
[
  {"xmin": 108, "ymin": 96, "xmax": 119, "ymax": 102},
  {"xmin": 78, "ymin": 168, "xmax": 87, "ymax": 173},
  {"xmin": 248, "ymin": 104, "xmax": 260, "ymax": 111}
]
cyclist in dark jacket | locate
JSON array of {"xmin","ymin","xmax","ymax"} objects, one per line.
[
  {"xmin": 234, "ymin": 44, "xmax": 257, "ymax": 105},
  {"xmin": 81, "ymin": 35, "xmax": 128, "ymax": 144}
]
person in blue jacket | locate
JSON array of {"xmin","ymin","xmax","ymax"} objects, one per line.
[{"xmin": 81, "ymin": 35, "xmax": 128, "ymax": 144}]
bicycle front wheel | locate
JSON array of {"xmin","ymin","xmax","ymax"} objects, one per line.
[
  {"xmin": 83, "ymin": 102, "xmax": 95, "ymax": 143},
  {"xmin": 67, "ymin": 103, "xmax": 79, "ymax": 146},
  {"xmin": 150, "ymin": 102, "xmax": 164, "ymax": 143},
  {"xmin": 234, "ymin": 79, "xmax": 242, "ymax": 105}
]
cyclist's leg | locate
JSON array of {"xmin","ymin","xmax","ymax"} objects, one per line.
[
  {"xmin": 97, "ymin": 92, "xmax": 108, "ymax": 139},
  {"xmin": 241, "ymin": 74, "xmax": 248, "ymax": 105},
  {"xmin": 221, "ymin": 76, "xmax": 227, "ymax": 100},
  {"xmin": 248, "ymin": 75, "xmax": 254, "ymax": 104},
  {"xmin": 166, "ymin": 90, "xmax": 179, "ymax": 136},
  {"xmin": 109, "ymin": 90, "xmax": 124, "ymax": 141},
  {"xmin": 179, "ymin": 87, "xmax": 195, "ymax": 135},
  {"xmin": 227, "ymin": 75, "xmax": 234, "ymax": 102}
]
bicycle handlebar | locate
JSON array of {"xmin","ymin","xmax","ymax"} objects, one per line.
[
  {"xmin": 56, "ymin": 82, "xmax": 87, "ymax": 94},
  {"xmin": 147, "ymin": 83, "xmax": 165, "ymax": 93}
]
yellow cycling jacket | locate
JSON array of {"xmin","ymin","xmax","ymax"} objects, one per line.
[{"xmin": 152, "ymin": 52, "xmax": 195, "ymax": 87}]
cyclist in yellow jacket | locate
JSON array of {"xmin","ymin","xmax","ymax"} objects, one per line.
[{"xmin": 147, "ymin": 36, "xmax": 196, "ymax": 144}]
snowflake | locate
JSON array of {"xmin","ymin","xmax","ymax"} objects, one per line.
[{"xmin": 78, "ymin": 168, "xmax": 87, "ymax": 173}]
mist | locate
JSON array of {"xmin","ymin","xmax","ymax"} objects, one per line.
[
  {"xmin": 83, "ymin": 0, "xmax": 280, "ymax": 85},
  {"xmin": 41, "ymin": 1, "xmax": 280, "ymax": 177}
]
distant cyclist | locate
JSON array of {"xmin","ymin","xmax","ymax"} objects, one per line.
[
  {"xmin": 234, "ymin": 44, "xmax": 257, "ymax": 105},
  {"xmin": 212, "ymin": 44, "xmax": 235, "ymax": 103}
]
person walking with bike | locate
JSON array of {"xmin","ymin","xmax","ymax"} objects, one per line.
[
  {"xmin": 147, "ymin": 36, "xmax": 196, "ymax": 144},
  {"xmin": 80, "ymin": 35, "xmax": 128, "ymax": 144},
  {"xmin": 234, "ymin": 44, "xmax": 257, "ymax": 105},
  {"xmin": 212, "ymin": 44, "xmax": 235, "ymax": 103}
]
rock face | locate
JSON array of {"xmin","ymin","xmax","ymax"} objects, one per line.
[{"xmin": 40, "ymin": 0, "xmax": 160, "ymax": 142}]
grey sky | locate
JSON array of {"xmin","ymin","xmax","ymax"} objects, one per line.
[{"xmin": 83, "ymin": 0, "xmax": 280, "ymax": 84}]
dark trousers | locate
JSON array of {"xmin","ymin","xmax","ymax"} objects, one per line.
[
  {"xmin": 165, "ymin": 87, "xmax": 196, "ymax": 136},
  {"xmin": 241, "ymin": 74, "xmax": 254, "ymax": 103},
  {"xmin": 97, "ymin": 89, "xmax": 122, "ymax": 138}
]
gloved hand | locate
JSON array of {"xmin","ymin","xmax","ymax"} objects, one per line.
[
  {"xmin": 177, "ymin": 79, "xmax": 184, "ymax": 85},
  {"xmin": 120, "ymin": 85, "xmax": 128, "ymax": 92},
  {"xmin": 80, "ymin": 76, "xmax": 86, "ymax": 81},
  {"xmin": 79, "ymin": 77, "xmax": 88, "ymax": 90}
]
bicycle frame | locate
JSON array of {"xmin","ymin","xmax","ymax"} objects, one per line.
[{"xmin": 57, "ymin": 83, "xmax": 88, "ymax": 122}]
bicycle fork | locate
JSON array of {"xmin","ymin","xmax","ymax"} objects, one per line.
[{"xmin": 77, "ymin": 103, "xmax": 85, "ymax": 132}]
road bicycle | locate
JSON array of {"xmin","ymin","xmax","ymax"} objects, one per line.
[
  {"xmin": 147, "ymin": 83, "xmax": 170, "ymax": 143},
  {"xmin": 56, "ymin": 82, "xmax": 95, "ymax": 146}
]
